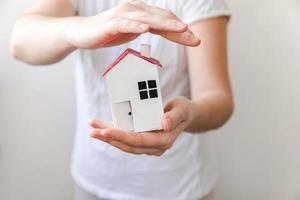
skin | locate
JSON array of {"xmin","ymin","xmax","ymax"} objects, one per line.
[{"xmin": 10, "ymin": 0, "xmax": 234, "ymax": 156}]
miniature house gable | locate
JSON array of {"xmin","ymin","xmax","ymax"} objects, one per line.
[{"xmin": 103, "ymin": 46, "xmax": 164, "ymax": 132}]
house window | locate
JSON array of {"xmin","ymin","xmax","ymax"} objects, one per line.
[
  {"xmin": 148, "ymin": 80, "xmax": 157, "ymax": 88},
  {"xmin": 138, "ymin": 80, "xmax": 159, "ymax": 100},
  {"xmin": 138, "ymin": 81, "xmax": 147, "ymax": 90},
  {"xmin": 139, "ymin": 90, "xmax": 148, "ymax": 100}
]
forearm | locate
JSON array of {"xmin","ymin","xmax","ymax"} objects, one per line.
[
  {"xmin": 184, "ymin": 17, "xmax": 233, "ymax": 133},
  {"xmin": 10, "ymin": 14, "xmax": 76, "ymax": 65},
  {"xmin": 185, "ymin": 92, "xmax": 234, "ymax": 133}
]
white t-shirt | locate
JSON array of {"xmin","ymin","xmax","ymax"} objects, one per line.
[{"xmin": 70, "ymin": 0, "xmax": 230, "ymax": 199}]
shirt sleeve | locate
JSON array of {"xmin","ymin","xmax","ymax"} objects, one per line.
[{"xmin": 179, "ymin": 0, "xmax": 231, "ymax": 25}]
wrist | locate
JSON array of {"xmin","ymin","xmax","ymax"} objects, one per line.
[
  {"xmin": 62, "ymin": 16, "xmax": 84, "ymax": 50},
  {"xmin": 184, "ymin": 98, "xmax": 207, "ymax": 133},
  {"xmin": 186, "ymin": 100, "xmax": 198, "ymax": 127}
]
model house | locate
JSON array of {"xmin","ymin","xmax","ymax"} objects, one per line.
[{"xmin": 102, "ymin": 45, "xmax": 164, "ymax": 132}]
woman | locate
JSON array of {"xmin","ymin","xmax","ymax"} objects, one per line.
[{"xmin": 10, "ymin": 0, "xmax": 233, "ymax": 199}]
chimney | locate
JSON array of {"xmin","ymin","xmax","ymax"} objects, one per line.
[{"xmin": 141, "ymin": 44, "xmax": 151, "ymax": 58}]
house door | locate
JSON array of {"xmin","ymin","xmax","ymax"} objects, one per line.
[{"xmin": 112, "ymin": 101, "xmax": 134, "ymax": 132}]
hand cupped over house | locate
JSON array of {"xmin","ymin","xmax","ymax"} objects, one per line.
[
  {"xmin": 64, "ymin": 0, "xmax": 200, "ymax": 49},
  {"xmin": 90, "ymin": 96, "xmax": 192, "ymax": 156}
]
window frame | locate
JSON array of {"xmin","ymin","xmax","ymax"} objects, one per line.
[{"xmin": 137, "ymin": 80, "xmax": 159, "ymax": 100}]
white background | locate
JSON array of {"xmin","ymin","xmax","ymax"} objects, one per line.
[{"xmin": 1, "ymin": 0, "xmax": 300, "ymax": 200}]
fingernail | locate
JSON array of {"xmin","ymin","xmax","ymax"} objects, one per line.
[{"xmin": 166, "ymin": 118, "xmax": 171, "ymax": 131}]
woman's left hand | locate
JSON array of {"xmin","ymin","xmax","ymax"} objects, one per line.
[{"xmin": 90, "ymin": 96, "xmax": 192, "ymax": 156}]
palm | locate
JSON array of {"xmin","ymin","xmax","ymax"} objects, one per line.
[
  {"xmin": 101, "ymin": 33, "xmax": 139, "ymax": 47},
  {"xmin": 89, "ymin": 97, "xmax": 191, "ymax": 156}
]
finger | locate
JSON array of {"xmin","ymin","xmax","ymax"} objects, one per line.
[
  {"xmin": 89, "ymin": 119, "xmax": 113, "ymax": 129},
  {"xmin": 130, "ymin": 0, "xmax": 172, "ymax": 17},
  {"xmin": 108, "ymin": 140, "xmax": 165, "ymax": 156},
  {"xmin": 111, "ymin": 18, "xmax": 150, "ymax": 34},
  {"xmin": 99, "ymin": 128, "xmax": 171, "ymax": 149},
  {"xmin": 102, "ymin": 33, "xmax": 139, "ymax": 47},
  {"xmin": 129, "ymin": 0, "xmax": 187, "ymax": 32},
  {"xmin": 122, "ymin": 10, "xmax": 187, "ymax": 33},
  {"xmin": 91, "ymin": 128, "xmax": 165, "ymax": 156},
  {"xmin": 91, "ymin": 128, "xmax": 109, "ymax": 140},
  {"xmin": 101, "ymin": 18, "xmax": 149, "ymax": 41},
  {"xmin": 151, "ymin": 29, "xmax": 201, "ymax": 47},
  {"xmin": 96, "ymin": 18, "xmax": 149, "ymax": 46}
]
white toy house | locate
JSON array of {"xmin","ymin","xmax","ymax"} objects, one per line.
[{"xmin": 102, "ymin": 45, "xmax": 164, "ymax": 132}]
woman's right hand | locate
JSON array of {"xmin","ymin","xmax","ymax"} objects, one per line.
[{"xmin": 64, "ymin": 0, "xmax": 200, "ymax": 49}]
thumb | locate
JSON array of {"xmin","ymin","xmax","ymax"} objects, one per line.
[{"xmin": 162, "ymin": 98, "xmax": 188, "ymax": 131}]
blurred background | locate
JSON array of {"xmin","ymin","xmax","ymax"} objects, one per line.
[{"xmin": 1, "ymin": 0, "xmax": 300, "ymax": 200}]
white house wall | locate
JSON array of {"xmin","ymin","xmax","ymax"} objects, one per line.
[{"xmin": 106, "ymin": 54, "xmax": 164, "ymax": 132}]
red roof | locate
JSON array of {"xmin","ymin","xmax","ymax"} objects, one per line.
[{"xmin": 102, "ymin": 48, "xmax": 162, "ymax": 77}]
